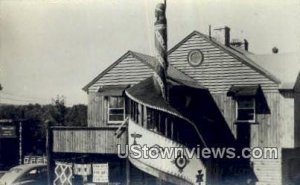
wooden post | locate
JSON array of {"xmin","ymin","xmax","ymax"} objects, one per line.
[
  {"xmin": 165, "ymin": 117, "xmax": 168, "ymax": 137},
  {"xmin": 19, "ymin": 121, "xmax": 22, "ymax": 165},
  {"xmin": 143, "ymin": 106, "xmax": 147, "ymax": 128},
  {"xmin": 138, "ymin": 104, "xmax": 143, "ymax": 125},
  {"xmin": 170, "ymin": 120, "xmax": 174, "ymax": 139},
  {"xmin": 126, "ymin": 159, "xmax": 130, "ymax": 185},
  {"xmin": 153, "ymin": 2, "xmax": 168, "ymax": 100},
  {"xmin": 46, "ymin": 120, "xmax": 53, "ymax": 185}
]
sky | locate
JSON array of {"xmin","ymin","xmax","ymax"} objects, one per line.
[{"xmin": 0, "ymin": 0, "xmax": 300, "ymax": 106}]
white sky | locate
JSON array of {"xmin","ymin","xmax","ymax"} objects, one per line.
[{"xmin": 0, "ymin": 0, "xmax": 300, "ymax": 106}]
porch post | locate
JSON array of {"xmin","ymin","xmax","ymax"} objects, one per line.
[{"xmin": 46, "ymin": 120, "xmax": 54, "ymax": 185}]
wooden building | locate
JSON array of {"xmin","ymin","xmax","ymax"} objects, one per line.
[{"xmin": 50, "ymin": 4, "xmax": 300, "ymax": 185}]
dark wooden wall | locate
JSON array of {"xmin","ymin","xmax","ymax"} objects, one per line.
[
  {"xmin": 294, "ymin": 77, "xmax": 300, "ymax": 147},
  {"xmin": 53, "ymin": 127, "xmax": 127, "ymax": 154},
  {"xmin": 88, "ymin": 92, "xmax": 107, "ymax": 127}
]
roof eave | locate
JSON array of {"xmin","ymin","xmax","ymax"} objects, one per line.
[{"xmin": 82, "ymin": 50, "xmax": 133, "ymax": 92}]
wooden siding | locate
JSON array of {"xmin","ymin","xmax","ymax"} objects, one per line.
[
  {"xmin": 252, "ymin": 157, "xmax": 282, "ymax": 185},
  {"xmin": 294, "ymin": 75, "xmax": 300, "ymax": 147},
  {"xmin": 212, "ymin": 92, "xmax": 294, "ymax": 148},
  {"xmin": 168, "ymin": 34, "xmax": 279, "ymax": 93},
  {"xmin": 211, "ymin": 93, "xmax": 237, "ymax": 138},
  {"xmin": 295, "ymin": 92, "xmax": 300, "ymax": 147},
  {"xmin": 88, "ymin": 54, "xmax": 153, "ymax": 92},
  {"xmin": 279, "ymin": 92, "xmax": 294, "ymax": 148},
  {"xmin": 52, "ymin": 127, "xmax": 127, "ymax": 154},
  {"xmin": 88, "ymin": 92, "xmax": 106, "ymax": 127},
  {"xmin": 88, "ymin": 92, "xmax": 127, "ymax": 127},
  {"xmin": 211, "ymin": 92, "xmax": 296, "ymax": 185}
]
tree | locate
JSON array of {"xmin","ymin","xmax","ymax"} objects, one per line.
[
  {"xmin": 50, "ymin": 95, "xmax": 67, "ymax": 126},
  {"xmin": 65, "ymin": 104, "xmax": 87, "ymax": 127},
  {"xmin": 0, "ymin": 96, "xmax": 87, "ymax": 156}
]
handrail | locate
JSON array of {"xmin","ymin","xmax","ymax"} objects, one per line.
[
  {"xmin": 51, "ymin": 126, "xmax": 125, "ymax": 131},
  {"xmin": 114, "ymin": 117, "xmax": 129, "ymax": 137}
]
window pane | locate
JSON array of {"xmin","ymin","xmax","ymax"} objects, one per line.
[
  {"xmin": 108, "ymin": 96, "xmax": 125, "ymax": 122},
  {"xmin": 237, "ymin": 109, "xmax": 255, "ymax": 121},
  {"xmin": 118, "ymin": 98, "xmax": 124, "ymax": 107},
  {"xmin": 109, "ymin": 114, "xmax": 124, "ymax": 121},
  {"xmin": 109, "ymin": 97, "xmax": 124, "ymax": 108},
  {"xmin": 238, "ymin": 98, "xmax": 254, "ymax": 108},
  {"xmin": 109, "ymin": 97, "xmax": 118, "ymax": 108},
  {"xmin": 109, "ymin": 109, "xmax": 124, "ymax": 115}
]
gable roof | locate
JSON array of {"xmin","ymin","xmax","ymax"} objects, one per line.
[
  {"xmin": 84, "ymin": 30, "xmax": 299, "ymax": 92},
  {"xmin": 83, "ymin": 50, "xmax": 204, "ymax": 92},
  {"xmin": 82, "ymin": 51, "xmax": 132, "ymax": 91},
  {"xmin": 130, "ymin": 51, "xmax": 202, "ymax": 84},
  {"xmin": 168, "ymin": 31, "xmax": 282, "ymax": 85}
]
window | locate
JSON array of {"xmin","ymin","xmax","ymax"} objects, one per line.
[
  {"xmin": 108, "ymin": 96, "xmax": 125, "ymax": 123},
  {"xmin": 187, "ymin": 49, "xmax": 204, "ymax": 66},
  {"xmin": 236, "ymin": 97, "xmax": 256, "ymax": 123}
]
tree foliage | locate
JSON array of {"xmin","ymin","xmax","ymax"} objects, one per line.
[{"xmin": 0, "ymin": 96, "xmax": 87, "ymax": 155}]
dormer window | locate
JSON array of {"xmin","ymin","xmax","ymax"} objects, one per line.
[
  {"xmin": 227, "ymin": 85, "xmax": 270, "ymax": 124},
  {"xmin": 236, "ymin": 97, "xmax": 256, "ymax": 123},
  {"xmin": 108, "ymin": 96, "xmax": 125, "ymax": 124}
]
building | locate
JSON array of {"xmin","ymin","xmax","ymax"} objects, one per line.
[{"xmin": 50, "ymin": 3, "xmax": 300, "ymax": 185}]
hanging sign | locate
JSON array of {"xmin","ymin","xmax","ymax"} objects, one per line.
[
  {"xmin": 92, "ymin": 163, "xmax": 109, "ymax": 183},
  {"xmin": 0, "ymin": 125, "xmax": 16, "ymax": 138},
  {"xmin": 73, "ymin": 164, "xmax": 92, "ymax": 176}
]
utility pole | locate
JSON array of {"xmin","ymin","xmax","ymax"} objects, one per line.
[
  {"xmin": 0, "ymin": 84, "xmax": 3, "ymax": 104},
  {"xmin": 46, "ymin": 120, "xmax": 53, "ymax": 185},
  {"xmin": 0, "ymin": 85, "xmax": 3, "ymax": 169}
]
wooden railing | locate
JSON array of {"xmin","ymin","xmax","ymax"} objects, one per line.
[
  {"xmin": 128, "ymin": 118, "xmax": 206, "ymax": 185},
  {"xmin": 52, "ymin": 127, "xmax": 127, "ymax": 154}
]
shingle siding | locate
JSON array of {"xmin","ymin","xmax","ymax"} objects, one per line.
[
  {"xmin": 168, "ymin": 34, "xmax": 279, "ymax": 93},
  {"xmin": 88, "ymin": 54, "xmax": 154, "ymax": 92}
]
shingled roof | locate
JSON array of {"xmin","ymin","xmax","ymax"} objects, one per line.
[
  {"xmin": 83, "ymin": 50, "xmax": 205, "ymax": 91},
  {"xmin": 84, "ymin": 31, "xmax": 300, "ymax": 92},
  {"xmin": 246, "ymin": 52, "xmax": 300, "ymax": 89}
]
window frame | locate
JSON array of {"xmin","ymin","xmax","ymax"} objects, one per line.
[
  {"xmin": 107, "ymin": 96, "xmax": 125, "ymax": 124},
  {"xmin": 235, "ymin": 97, "xmax": 256, "ymax": 123}
]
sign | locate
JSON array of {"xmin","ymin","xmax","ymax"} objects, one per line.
[
  {"xmin": 0, "ymin": 125, "xmax": 16, "ymax": 138},
  {"xmin": 73, "ymin": 164, "xmax": 92, "ymax": 176},
  {"xmin": 92, "ymin": 163, "xmax": 109, "ymax": 183}
]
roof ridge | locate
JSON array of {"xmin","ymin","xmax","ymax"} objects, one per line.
[
  {"xmin": 191, "ymin": 31, "xmax": 281, "ymax": 84},
  {"xmin": 82, "ymin": 50, "xmax": 133, "ymax": 91}
]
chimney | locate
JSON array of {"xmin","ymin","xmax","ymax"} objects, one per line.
[
  {"xmin": 153, "ymin": 2, "xmax": 168, "ymax": 100},
  {"xmin": 230, "ymin": 38, "xmax": 249, "ymax": 51},
  {"xmin": 213, "ymin": 26, "xmax": 231, "ymax": 47},
  {"xmin": 224, "ymin": 26, "xmax": 230, "ymax": 47},
  {"xmin": 244, "ymin": 39, "xmax": 249, "ymax": 51}
]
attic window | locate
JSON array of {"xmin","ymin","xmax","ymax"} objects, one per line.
[{"xmin": 187, "ymin": 49, "xmax": 204, "ymax": 66}]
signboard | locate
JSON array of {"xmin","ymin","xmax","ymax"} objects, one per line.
[
  {"xmin": 92, "ymin": 163, "xmax": 109, "ymax": 183},
  {"xmin": 0, "ymin": 125, "xmax": 16, "ymax": 138}
]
